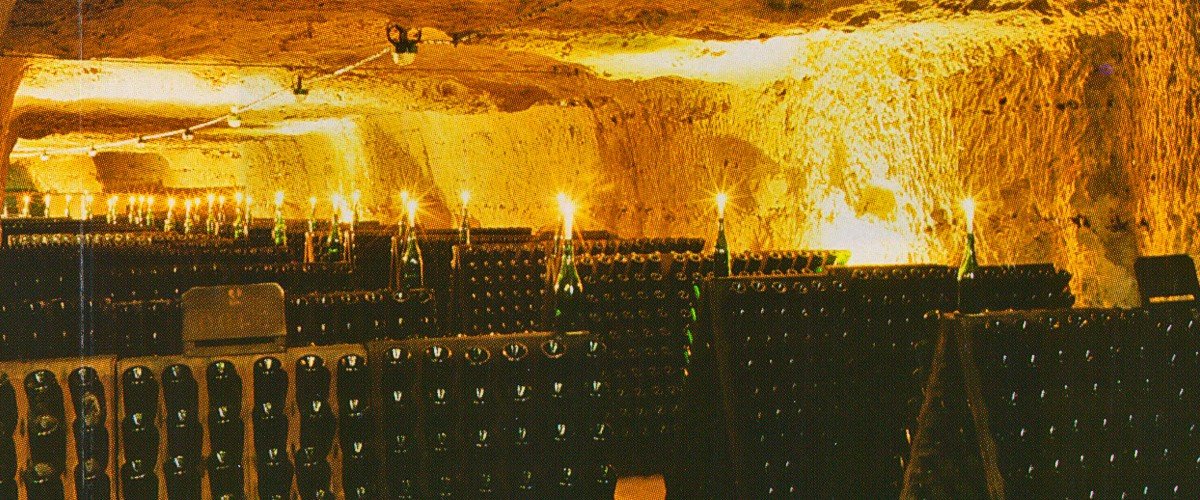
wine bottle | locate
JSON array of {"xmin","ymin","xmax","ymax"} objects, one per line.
[
  {"xmin": 714, "ymin": 214, "xmax": 730, "ymax": 278},
  {"xmin": 553, "ymin": 239, "xmax": 583, "ymax": 333},
  {"xmin": 325, "ymin": 210, "xmax": 343, "ymax": 263},
  {"xmin": 958, "ymin": 231, "xmax": 980, "ymax": 313},
  {"xmin": 399, "ymin": 225, "xmax": 424, "ymax": 290}
]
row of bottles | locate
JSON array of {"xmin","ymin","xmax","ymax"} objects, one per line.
[
  {"xmin": 574, "ymin": 251, "xmax": 694, "ymax": 475},
  {"xmin": 0, "ymin": 259, "xmax": 351, "ymax": 305},
  {"xmin": 455, "ymin": 244, "xmax": 550, "ymax": 334},
  {"xmin": 287, "ymin": 289, "xmax": 437, "ymax": 346},
  {"xmin": 968, "ymin": 309, "xmax": 1200, "ymax": 498},
  {"xmin": 703, "ymin": 271, "xmax": 960, "ymax": 498},
  {"xmin": 375, "ymin": 332, "xmax": 614, "ymax": 498}
]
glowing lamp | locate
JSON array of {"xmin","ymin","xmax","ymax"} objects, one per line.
[
  {"xmin": 388, "ymin": 25, "xmax": 421, "ymax": 66},
  {"xmin": 87, "ymin": 146, "xmax": 98, "ymax": 158},
  {"xmin": 460, "ymin": 190, "xmax": 470, "ymax": 208},
  {"xmin": 182, "ymin": 129, "xmax": 194, "ymax": 141},
  {"xmin": 136, "ymin": 136, "xmax": 147, "ymax": 148},
  {"xmin": 228, "ymin": 107, "xmax": 242, "ymax": 128},
  {"xmin": 39, "ymin": 151, "xmax": 49, "ymax": 162},
  {"xmin": 716, "ymin": 192, "xmax": 728, "ymax": 220},
  {"xmin": 275, "ymin": 191, "xmax": 285, "ymax": 209}
]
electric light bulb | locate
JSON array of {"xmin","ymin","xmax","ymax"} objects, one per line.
[
  {"xmin": 460, "ymin": 190, "xmax": 470, "ymax": 207},
  {"xmin": 275, "ymin": 191, "xmax": 285, "ymax": 208},
  {"xmin": 182, "ymin": 129, "xmax": 194, "ymax": 141},
  {"xmin": 235, "ymin": 192, "xmax": 244, "ymax": 205},
  {"xmin": 39, "ymin": 151, "xmax": 49, "ymax": 161},
  {"xmin": 309, "ymin": 196, "xmax": 317, "ymax": 210},
  {"xmin": 87, "ymin": 146, "xmax": 98, "ymax": 158},
  {"xmin": 393, "ymin": 51, "xmax": 417, "ymax": 66},
  {"xmin": 168, "ymin": 197, "xmax": 176, "ymax": 210},
  {"xmin": 228, "ymin": 106, "xmax": 242, "ymax": 128},
  {"xmin": 148, "ymin": 196, "xmax": 155, "ymax": 208},
  {"xmin": 716, "ymin": 192, "xmax": 728, "ymax": 220}
]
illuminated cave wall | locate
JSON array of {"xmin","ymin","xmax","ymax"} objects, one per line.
[{"xmin": 6, "ymin": 1, "xmax": 1200, "ymax": 306}]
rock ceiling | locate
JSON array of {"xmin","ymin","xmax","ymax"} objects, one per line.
[{"xmin": 0, "ymin": 0, "xmax": 1086, "ymax": 146}]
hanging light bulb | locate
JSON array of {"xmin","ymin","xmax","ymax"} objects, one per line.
[
  {"xmin": 227, "ymin": 106, "xmax": 242, "ymax": 128},
  {"xmin": 292, "ymin": 74, "xmax": 309, "ymax": 103},
  {"xmin": 181, "ymin": 129, "xmax": 194, "ymax": 141},
  {"xmin": 136, "ymin": 136, "xmax": 147, "ymax": 148},
  {"xmin": 87, "ymin": 145, "xmax": 98, "ymax": 158},
  {"xmin": 387, "ymin": 25, "xmax": 421, "ymax": 66},
  {"xmin": 39, "ymin": 150, "xmax": 49, "ymax": 162}
]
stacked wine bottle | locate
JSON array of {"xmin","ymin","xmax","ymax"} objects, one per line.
[
  {"xmin": 964, "ymin": 308, "xmax": 1200, "ymax": 497},
  {"xmin": 453, "ymin": 244, "xmax": 549, "ymax": 335},
  {"xmin": 368, "ymin": 331, "xmax": 615, "ymax": 498}
]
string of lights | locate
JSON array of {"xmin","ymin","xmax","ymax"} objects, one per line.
[
  {"xmin": 7, "ymin": 0, "xmax": 590, "ymax": 162},
  {"xmin": 7, "ymin": 47, "xmax": 392, "ymax": 160},
  {"xmin": 7, "ymin": 54, "xmax": 581, "ymax": 160}
]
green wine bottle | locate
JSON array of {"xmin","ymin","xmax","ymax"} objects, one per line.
[
  {"xmin": 273, "ymin": 207, "xmax": 287, "ymax": 247},
  {"xmin": 553, "ymin": 239, "xmax": 583, "ymax": 333},
  {"xmin": 714, "ymin": 216, "xmax": 730, "ymax": 277},
  {"xmin": 325, "ymin": 211, "xmax": 343, "ymax": 262},
  {"xmin": 957, "ymin": 232, "xmax": 979, "ymax": 312},
  {"xmin": 399, "ymin": 227, "xmax": 424, "ymax": 289}
]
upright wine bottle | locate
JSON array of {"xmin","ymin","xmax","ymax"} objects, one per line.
[
  {"xmin": 325, "ymin": 210, "xmax": 344, "ymax": 263},
  {"xmin": 553, "ymin": 238, "xmax": 583, "ymax": 333},
  {"xmin": 958, "ymin": 231, "xmax": 980, "ymax": 313},
  {"xmin": 714, "ymin": 226, "xmax": 730, "ymax": 280},
  {"xmin": 399, "ymin": 227, "xmax": 424, "ymax": 289}
]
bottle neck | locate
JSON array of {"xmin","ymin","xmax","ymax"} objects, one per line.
[
  {"xmin": 958, "ymin": 232, "xmax": 978, "ymax": 280},
  {"xmin": 459, "ymin": 209, "xmax": 470, "ymax": 245}
]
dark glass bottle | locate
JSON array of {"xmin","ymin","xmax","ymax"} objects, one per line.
[
  {"xmin": 714, "ymin": 216, "xmax": 730, "ymax": 277},
  {"xmin": 553, "ymin": 239, "xmax": 583, "ymax": 333},
  {"xmin": 325, "ymin": 211, "xmax": 343, "ymax": 263},
  {"xmin": 958, "ymin": 232, "xmax": 980, "ymax": 312},
  {"xmin": 399, "ymin": 226, "xmax": 424, "ymax": 289}
]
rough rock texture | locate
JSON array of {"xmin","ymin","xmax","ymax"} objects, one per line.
[{"xmin": 2, "ymin": 0, "xmax": 1199, "ymax": 306}]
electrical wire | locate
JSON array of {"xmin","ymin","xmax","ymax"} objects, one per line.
[
  {"xmin": 8, "ymin": 0, "xmax": 588, "ymax": 160},
  {"xmin": 8, "ymin": 47, "xmax": 392, "ymax": 159}
]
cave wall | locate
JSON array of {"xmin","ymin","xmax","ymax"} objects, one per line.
[{"xmin": 8, "ymin": 2, "xmax": 1199, "ymax": 307}]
